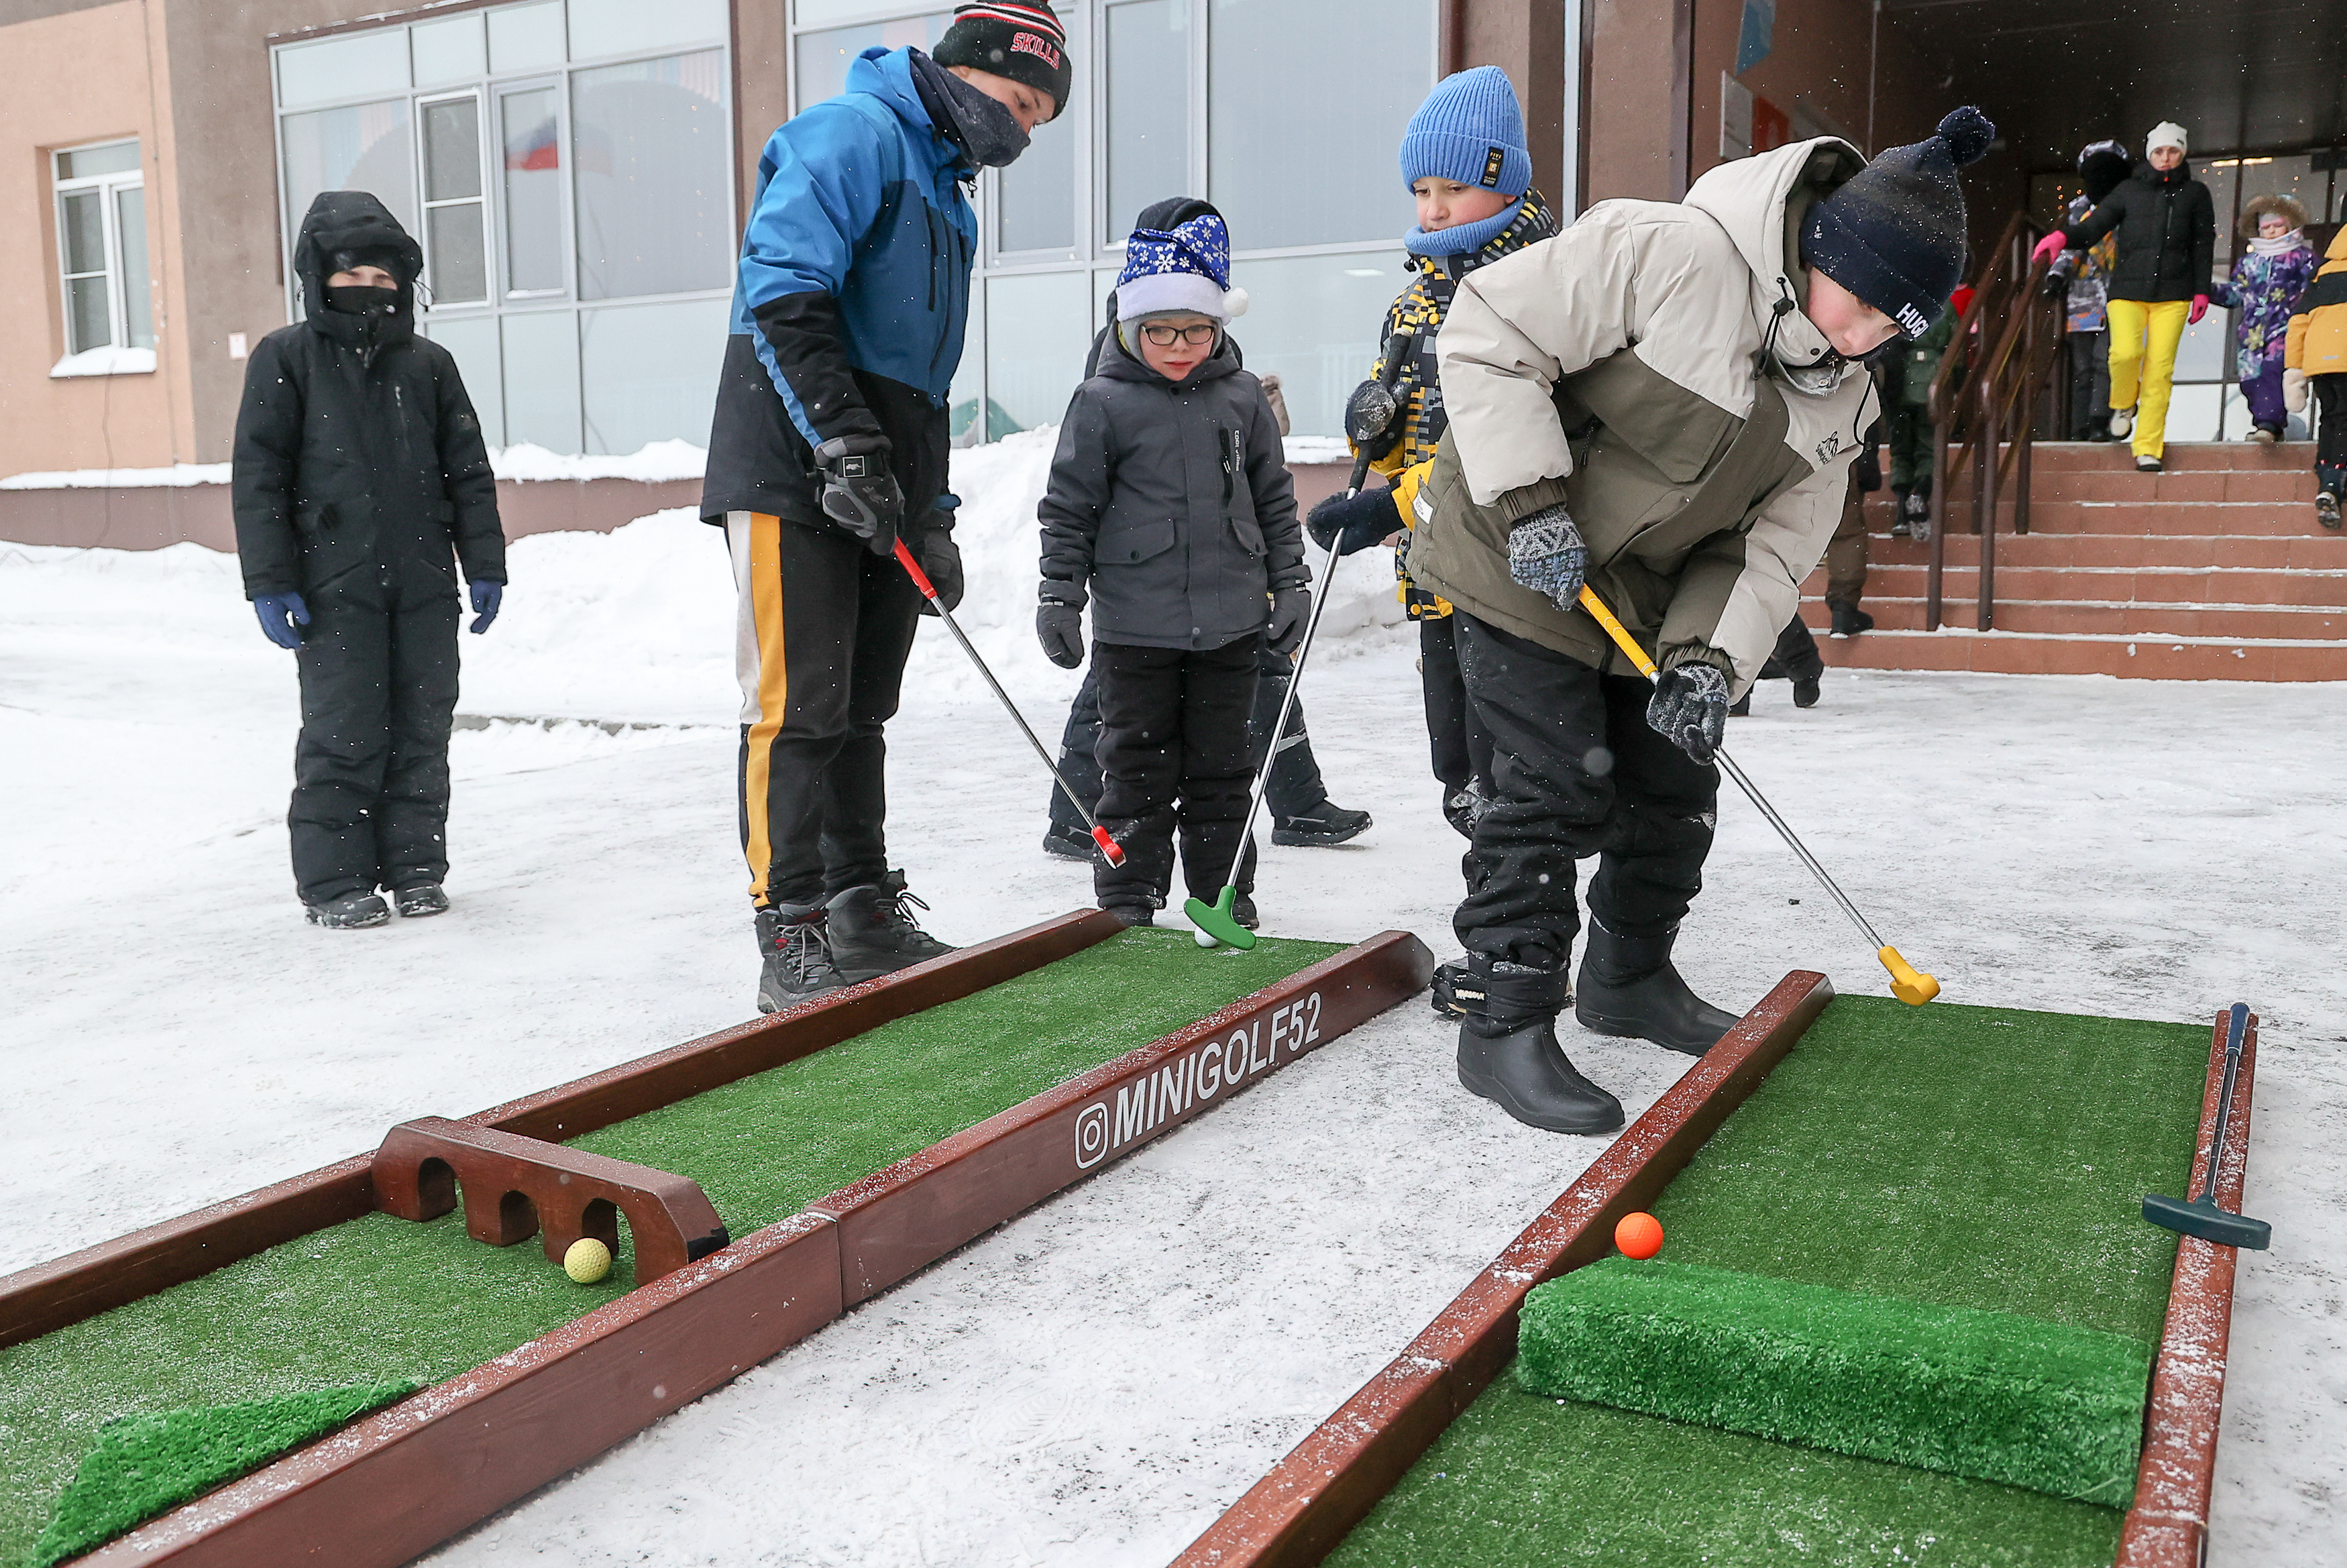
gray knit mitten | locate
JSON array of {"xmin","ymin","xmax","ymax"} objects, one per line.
[{"xmin": 1507, "ymin": 503, "xmax": 1586, "ymax": 610}]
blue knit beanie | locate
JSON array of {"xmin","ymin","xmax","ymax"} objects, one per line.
[
  {"xmin": 1800, "ymin": 107, "xmax": 1994, "ymax": 339},
  {"xmin": 1117, "ymin": 211, "xmax": 1246, "ymax": 323},
  {"xmin": 1399, "ymin": 66, "xmax": 1529, "ymax": 197}
]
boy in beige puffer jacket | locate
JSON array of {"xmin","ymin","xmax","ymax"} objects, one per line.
[{"xmin": 1405, "ymin": 109, "xmax": 1990, "ymax": 1137}]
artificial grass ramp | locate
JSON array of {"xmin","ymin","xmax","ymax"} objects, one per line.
[
  {"xmin": 32, "ymin": 1383, "xmax": 416, "ymax": 1567},
  {"xmin": 1517, "ymin": 1258, "xmax": 2149, "ymax": 1504}
]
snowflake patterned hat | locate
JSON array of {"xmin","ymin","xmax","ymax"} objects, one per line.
[{"xmin": 1115, "ymin": 211, "xmax": 1248, "ymax": 323}]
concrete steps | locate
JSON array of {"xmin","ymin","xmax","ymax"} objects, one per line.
[{"xmin": 1800, "ymin": 441, "xmax": 2347, "ymax": 682}]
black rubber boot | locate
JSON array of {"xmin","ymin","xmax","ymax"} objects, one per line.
[
  {"xmin": 1729, "ymin": 690, "xmax": 1752, "ymax": 717},
  {"xmin": 392, "ymin": 884, "xmax": 449, "ymax": 917},
  {"xmin": 1454, "ymin": 959, "xmax": 1624, "ymax": 1135},
  {"xmin": 306, "ymin": 891, "xmax": 390, "ymax": 930},
  {"xmin": 1102, "ymin": 901, "xmax": 1156, "ymax": 928},
  {"xmin": 826, "ymin": 871, "xmax": 954, "ymax": 984},
  {"xmin": 755, "ymin": 903, "xmax": 842, "ymax": 1013},
  {"xmin": 1574, "ymin": 919, "xmax": 1740, "ymax": 1056},
  {"xmin": 1827, "ymin": 600, "xmax": 1874, "ymax": 638},
  {"xmin": 1792, "ymin": 674, "xmax": 1821, "ymax": 708}
]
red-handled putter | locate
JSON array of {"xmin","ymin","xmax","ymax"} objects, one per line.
[{"xmin": 893, "ymin": 539, "xmax": 1123, "ymax": 866}]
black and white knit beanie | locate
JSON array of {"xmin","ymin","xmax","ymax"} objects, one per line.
[
  {"xmin": 932, "ymin": 2, "xmax": 1070, "ymax": 120},
  {"xmin": 1801, "ymin": 106, "xmax": 1994, "ymax": 339}
]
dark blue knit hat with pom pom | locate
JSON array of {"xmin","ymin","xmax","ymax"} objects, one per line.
[{"xmin": 1801, "ymin": 106, "xmax": 1994, "ymax": 339}]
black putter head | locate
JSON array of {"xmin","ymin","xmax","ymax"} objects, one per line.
[
  {"xmin": 1344, "ymin": 381, "xmax": 1399, "ymax": 446},
  {"xmin": 2142, "ymin": 1192, "xmax": 2272, "ymax": 1250}
]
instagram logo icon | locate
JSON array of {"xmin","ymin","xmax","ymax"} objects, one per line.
[{"xmin": 1073, "ymin": 1102, "xmax": 1109, "ymax": 1169}]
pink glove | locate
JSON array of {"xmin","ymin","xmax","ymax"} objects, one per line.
[
  {"xmin": 2030, "ymin": 231, "xmax": 2069, "ymax": 267},
  {"xmin": 2189, "ymin": 294, "xmax": 2210, "ymax": 325}
]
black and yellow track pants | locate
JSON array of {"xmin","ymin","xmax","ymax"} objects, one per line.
[{"xmin": 726, "ymin": 511, "xmax": 923, "ymax": 911}]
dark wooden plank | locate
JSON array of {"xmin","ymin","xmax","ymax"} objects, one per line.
[
  {"xmin": 2115, "ymin": 1011, "xmax": 2261, "ymax": 1568},
  {"xmin": 0, "ymin": 909, "xmax": 1118, "ymax": 1349},
  {"xmin": 812, "ymin": 932, "xmax": 1435, "ymax": 1304},
  {"xmin": 79, "ymin": 1214, "xmax": 844, "ymax": 1568},
  {"xmin": 1170, "ymin": 970, "xmax": 1835, "ymax": 1568}
]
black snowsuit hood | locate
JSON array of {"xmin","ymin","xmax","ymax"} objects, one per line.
[
  {"xmin": 232, "ymin": 192, "xmax": 502, "ymax": 602},
  {"xmin": 1038, "ymin": 326, "xmax": 1305, "ymax": 651},
  {"xmin": 293, "ymin": 190, "xmax": 428, "ymax": 364}
]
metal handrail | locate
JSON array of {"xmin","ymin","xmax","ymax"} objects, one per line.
[{"xmin": 1921, "ymin": 210, "xmax": 2069, "ymax": 631}]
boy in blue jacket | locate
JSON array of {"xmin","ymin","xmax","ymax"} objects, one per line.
[{"xmin": 702, "ymin": 1, "xmax": 1069, "ymax": 1011}]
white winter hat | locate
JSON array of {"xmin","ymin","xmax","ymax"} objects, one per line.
[{"xmin": 2147, "ymin": 121, "xmax": 2189, "ymax": 158}]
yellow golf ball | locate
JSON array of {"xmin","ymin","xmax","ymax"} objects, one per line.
[{"xmin": 563, "ymin": 1237, "xmax": 612, "ymax": 1284}]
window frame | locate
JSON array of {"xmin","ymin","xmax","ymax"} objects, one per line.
[
  {"xmin": 51, "ymin": 137, "xmax": 148, "ymax": 359},
  {"xmin": 418, "ymin": 89, "xmax": 494, "ymax": 309}
]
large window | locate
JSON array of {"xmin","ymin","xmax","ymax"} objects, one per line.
[
  {"xmin": 272, "ymin": 0, "xmax": 732, "ymax": 455},
  {"xmin": 51, "ymin": 139, "xmax": 154, "ymax": 375},
  {"xmin": 783, "ymin": 0, "xmax": 1438, "ymax": 441}
]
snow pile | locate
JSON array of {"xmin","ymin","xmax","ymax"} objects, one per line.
[
  {"xmin": 1, "ymin": 463, "xmax": 233, "ymax": 490},
  {"xmin": 1, "ymin": 441, "xmax": 708, "ymax": 492}
]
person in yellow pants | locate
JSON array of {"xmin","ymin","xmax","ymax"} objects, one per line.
[
  {"xmin": 2032, "ymin": 121, "xmax": 2214, "ymax": 471},
  {"xmin": 2106, "ymin": 297, "xmax": 2192, "ymax": 464}
]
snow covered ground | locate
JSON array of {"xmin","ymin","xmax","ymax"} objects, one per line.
[{"xmin": 1, "ymin": 437, "xmax": 2340, "ymax": 1565}]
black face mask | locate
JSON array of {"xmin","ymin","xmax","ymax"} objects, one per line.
[
  {"xmin": 325, "ymin": 284, "xmax": 400, "ymax": 317},
  {"xmin": 909, "ymin": 50, "xmax": 1030, "ymax": 169}
]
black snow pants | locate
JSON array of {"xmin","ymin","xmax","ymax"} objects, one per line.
[
  {"xmin": 2315, "ymin": 374, "xmax": 2347, "ymax": 498},
  {"xmin": 1452, "ymin": 613, "xmax": 1719, "ymax": 970},
  {"xmin": 1049, "ymin": 645, "xmax": 1324, "ymax": 834},
  {"xmin": 1419, "ymin": 612, "xmax": 1494, "ymax": 793},
  {"xmin": 728, "ymin": 510, "xmax": 924, "ymax": 910},
  {"xmin": 1755, "ymin": 616, "xmax": 1824, "ymax": 683},
  {"xmin": 290, "ymin": 582, "xmax": 462, "ymax": 905},
  {"xmin": 1091, "ymin": 635, "xmax": 1261, "ymax": 909}
]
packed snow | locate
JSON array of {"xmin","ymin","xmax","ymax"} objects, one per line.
[{"xmin": 0, "ymin": 437, "xmax": 2339, "ymax": 1565}]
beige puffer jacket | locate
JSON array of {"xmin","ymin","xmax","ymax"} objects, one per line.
[{"xmin": 1407, "ymin": 138, "xmax": 1881, "ymax": 691}]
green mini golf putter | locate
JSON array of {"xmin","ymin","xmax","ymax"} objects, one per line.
[{"xmin": 1186, "ymin": 888, "xmax": 1257, "ymax": 950}]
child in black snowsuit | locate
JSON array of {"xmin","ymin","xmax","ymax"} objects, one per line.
[
  {"xmin": 1036, "ymin": 211, "xmax": 1309, "ymax": 928},
  {"xmin": 233, "ymin": 191, "xmax": 505, "ymax": 929}
]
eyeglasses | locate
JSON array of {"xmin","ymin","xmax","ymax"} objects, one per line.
[{"xmin": 1140, "ymin": 322, "xmax": 1218, "ymax": 347}]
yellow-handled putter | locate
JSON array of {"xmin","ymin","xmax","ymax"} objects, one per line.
[{"xmin": 1576, "ymin": 585, "xmax": 1940, "ymax": 1006}]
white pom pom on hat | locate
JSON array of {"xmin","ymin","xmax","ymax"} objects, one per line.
[{"xmin": 1223, "ymin": 286, "xmax": 1249, "ymax": 319}]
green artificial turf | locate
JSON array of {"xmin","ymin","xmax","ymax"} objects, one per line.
[
  {"xmin": 0, "ymin": 929, "xmax": 1338, "ymax": 1568},
  {"xmin": 1651, "ymin": 996, "xmax": 2209, "ymax": 1345},
  {"xmin": 1516, "ymin": 1257, "xmax": 2151, "ymax": 1504},
  {"xmin": 1329, "ymin": 995, "xmax": 2210, "ymax": 1567},
  {"xmin": 30, "ymin": 1383, "xmax": 415, "ymax": 1568},
  {"xmin": 1325, "ymin": 1371, "xmax": 2130, "ymax": 1568}
]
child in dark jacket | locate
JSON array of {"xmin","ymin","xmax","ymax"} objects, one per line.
[{"xmin": 1036, "ymin": 211, "xmax": 1309, "ymax": 928}]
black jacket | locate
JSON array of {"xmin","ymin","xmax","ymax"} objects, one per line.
[
  {"xmin": 233, "ymin": 192, "xmax": 502, "ymax": 602},
  {"xmin": 1038, "ymin": 327, "xmax": 1306, "ymax": 651},
  {"xmin": 2061, "ymin": 162, "xmax": 2217, "ymax": 304}
]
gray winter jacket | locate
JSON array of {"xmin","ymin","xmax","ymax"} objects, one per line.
[{"xmin": 1038, "ymin": 327, "xmax": 1306, "ymax": 651}]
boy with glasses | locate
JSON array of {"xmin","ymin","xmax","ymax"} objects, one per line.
[{"xmin": 1036, "ymin": 211, "xmax": 1309, "ymax": 929}]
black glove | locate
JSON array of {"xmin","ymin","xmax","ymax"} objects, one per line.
[
  {"xmin": 1037, "ymin": 599, "xmax": 1085, "ymax": 668},
  {"xmin": 1505, "ymin": 502, "xmax": 1587, "ymax": 610},
  {"xmin": 1266, "ymin": 586, "xmax": 1311, "ymax": 656},
  {"xmin": 1647, "ymin": 661, "xmax": 1732, "ymax": 764},
  {"xmin": 1306, "ymin": 486, "xmax": 1401, "ymax": 556},
  {"xmin": 911, "ymin": 530, "xmax": 963, "ymax": 616},
  {"xmin": 1851, "ymin": 439, "xmax": 1882, "ymax": 493},
  {"xmin": 814, "ymin": 435, "xmax": 903, "ymax": 556}
]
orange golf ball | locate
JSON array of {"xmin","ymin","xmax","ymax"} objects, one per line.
[{"xmin": 1615, "ymin": 1211, "xmax": 1664, "ymax": 1259}]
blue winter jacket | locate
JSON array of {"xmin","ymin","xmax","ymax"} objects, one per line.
[{"xmin": 701, "ymin": 47, "xmax": 978, "ymax": 526}]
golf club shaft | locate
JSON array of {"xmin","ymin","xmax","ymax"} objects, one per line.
[
  {"xmin": 1217, "ymin": 455, "xmax": 1372, "ymax": 890},
  {"xmin": 1574, "ymin": 584, "xmax": 1884, "ymax": 951},
  {"xmin": 2201, "ymin": 1001, "xmax": 2250, "ymax": 1205},
  {"xmin": 893, "ymin": 539, "xmax": 1111, "ymax": 843}
]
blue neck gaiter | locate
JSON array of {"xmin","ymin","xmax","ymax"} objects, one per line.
[{"xmin": 1406, "ymin": 198, "xmax": 1525, "ymax": 259}]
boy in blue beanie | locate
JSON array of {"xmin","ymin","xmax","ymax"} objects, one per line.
[
  {"xmin": 1305, "ymin": 66, "xmax": 1558, "ymax": 849},
  {"xmin": 1391, "ymin": 109, "xmax": 1989, "ymax": 1137},
  {"xmin": 1036, "ymin": 211, "xmax": 1309, "ymax": 929}
]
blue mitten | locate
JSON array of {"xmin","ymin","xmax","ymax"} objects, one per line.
[
  {"xmin": 254, "ymin": 592, "xmax": 310, "ymax": 650},
  {"xmin": 1507, "ymin": 503, "xmax": 1586, "ymax": 610},
  {"xmin": 469, "ymin": 579, "xmax": 503, "ymax": 634}
]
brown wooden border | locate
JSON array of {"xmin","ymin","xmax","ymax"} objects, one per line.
[
  {"xmin": 54, "ymin": 928, "xmax": 1431, "ymax": 1567},
  {"xmin": 1169, "ymin": 970, "xmax": 1835, "ymax": 1568},
  {"xmin": 814, "ymin": 932, "xmax": 1436, "ymax": 1304},
  {"xmin": 2115, "ymin": 1010, "xmax": 2262, "ymax": 1568},
  {"xmin": 0, "ymin": 909, "xmax": 1121, "ymax": 1350}
]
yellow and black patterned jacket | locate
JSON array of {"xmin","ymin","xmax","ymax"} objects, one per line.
[{"xmin": 1360, "ymin": 191, "xmax": 1558, "ymax": 618}]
